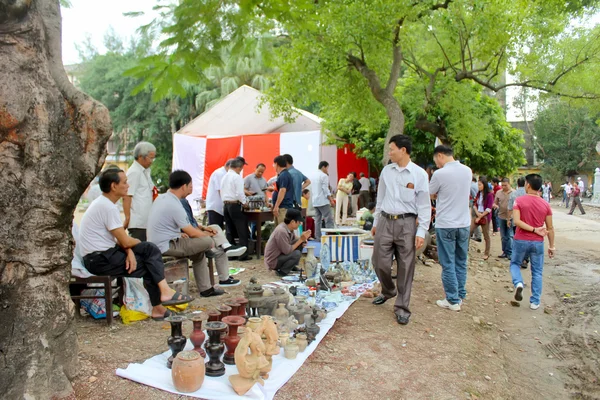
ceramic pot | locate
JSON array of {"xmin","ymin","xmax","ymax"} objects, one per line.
[
  {"xmin": 189, "ymin": 314, "xmax": 207, "ymax": 358},
  {"xmin": 222, "ymin": 315, "xmax": 245, "ymax": 365},
  {"xmin": 204, "ymin": 321, "xmax": 227, "ymax": 377},
  {"xmin": 295, "ymin": 333, "xmax": 308, "ymax": 352},
  {"xmin": 166, "ymin": 316, "xmax": 187, "ymax": 369},
  {"xmin": 217, "ymin": 305, "xmax": 232, "ymax": 320},
  {"xmin": 284, "ymin": 338, "xmax": 299, "ymax": 359},
  {"xmin": 273, "ymin": 303, "xmax": 289, "ymax": 322},
  {"xmin": 172, "ymin": 350, "xmax": 205, "ymax": 393},
  {"xmin": 278, "ymin": 332, "xmax": 290, "ymax": 348},
  {"xmin": 225, "ymin": 301, "xmax": 240, "ymax": 316},
  {"xmin": 305, "ymin": 246, "xmax": 317, "ymax": 278},
  {"xmin": 247, "ymin": 317, "xmax": 262, "ymax": 331},
  {"xmin": 207, "ymin": 310, "xmax": 221, "ymax": 322},
  {"xmin": 234, "ymin": 297, "xmax": 248, "ymax": 317}
]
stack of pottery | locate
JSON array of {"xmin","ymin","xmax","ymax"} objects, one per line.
[{"xmin": 172, "ymin": 350, "xmax": 205, "ymax": 393}]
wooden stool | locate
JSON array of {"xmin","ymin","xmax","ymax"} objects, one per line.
[
  {"xmin": 69, "ymin": 276, "xmax": 123, "ymax": 326},
  {"xmin": 163, "ymin": 257, "xmax": 190, "ymax": 295}
]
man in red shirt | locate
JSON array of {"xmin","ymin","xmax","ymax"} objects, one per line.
[{"xmin": 510, "ymin": 174, "xmax": 555, "ymax": 310}]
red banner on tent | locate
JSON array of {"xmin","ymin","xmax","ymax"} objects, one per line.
[
  {"xmin": 203, "ymin": 137, "xmax": 242, "ymax": 197},
  {"xmin": 337, "ymin": 144, "xmax": 369, "ymax": 180},
  {"xmin": 242, "ymin": 133, "xmax": 280, "ymax": 183}
]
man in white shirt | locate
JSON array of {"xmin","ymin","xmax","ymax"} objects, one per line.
[
  {"xmin": 148, "ymin": 170, "xmax": 247, "ymax": 297},
  {"xmin": 428, "ymin": 145, "xmax": 473, "ymax": 312},
  {"xmin": 371, "ymin": 135, "xmax": 431, "ymax": 325},
  {"xmin": 358, "ymin": 172, "xmax": 371, "ymax": 209},
  {"xmin": 312, "ymin": 161, "xmax": 335, "ymax": 240},
  {"xmin": 123, "ymin": 142, "xmax": 156, "ymax": 241},
  {"xmin": 577, "ymin": 177, "xmax": 585, "ymax": 194},
  {"xmin": 221, "ymin": 158, "xmax": 251, "ymax": 261},
  {"xmin": 206, "ymin": 159, "xmax": 233, "ymax": 228},
  {"xmin": 80, "ymin": 168, "xmax": 192, "ymax": 320}
]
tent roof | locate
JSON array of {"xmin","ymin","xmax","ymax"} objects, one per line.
[{"xmin": 176, "ymin": 85, "xmax": 322, "ymax": 137}]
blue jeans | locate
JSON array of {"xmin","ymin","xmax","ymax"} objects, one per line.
[
  {"xmin": 436, "ymin": 227, "xmax": 470, "ymax": 305},
  {"xmin": 499, "ymin": 218, "xmax": 513, "ymax": 256},
  {"xmin": 510, "ymin": 240, "xmax": 545, "ymax": 305}
]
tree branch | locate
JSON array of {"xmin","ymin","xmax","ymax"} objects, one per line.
[{"xmin": 385, "ymin": 18, "xmax": 404, "ymax": 94}]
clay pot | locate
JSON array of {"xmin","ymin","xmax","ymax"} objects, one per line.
[
  {"xmin": 189, "ymin": 314, "xmax": 207, "ymax": 358},
  {"xmin": 273, "ymin": 303, "xmax": 289, "ymax": 322},
  {"xmin": 204, "ymin": 321, "xmax": 227, "ymax": 377},
  {"xmin": 296, "ymin": 333, "xmax": 308, "ymax": 352},
  {"xmin": 247, "ymin": 317, "xmax": 262, "ymax": 331},
  {"xmin": 225, "ymin": 301, "xmax": 241, "ymax": 316},
  {"xmin": 217, "ymin": 305, "xmax": 232, "ymax": 320},
  {"xmin": 207, "ymin": 310, "xmax": 221, "ymax": 322},
  {"xmin": 284, "ymin": 338, "xmax": 299, "ymax": 359},
  {"xmin": 172, "ymin": 350, "xmax": 205, "ymax": 393},
  {"xmin": 278, "ymin": 332, "xmax": 290, "ymax": 348},
  {"xmin": 221, "ymin": 315, "xmax": 245, "ymax": 365},
  {"xmin": 234, "ymin": 297, "xmax": 248, "ymax": 317}
]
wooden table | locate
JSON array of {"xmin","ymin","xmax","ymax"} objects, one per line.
[{"xmin": 243, "ymin": 210, "xmax": 274, "ymax": 259}]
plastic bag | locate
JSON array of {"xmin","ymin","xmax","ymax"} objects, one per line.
[
  {"xmin": 80, "ymin": 289, "xmax": 107, "ymax": 319},
  {"xmin": 123, "ymin": 277, "xmax": 152, "ymax": 316},
  {"xmin": 120, "ymin": 306, "xmax": 149, "ymax": 324}
]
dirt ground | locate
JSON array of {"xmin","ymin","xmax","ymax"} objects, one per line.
[{"xmin": 72, "ymin": 202, "xmax": 600, "ymax": 399}]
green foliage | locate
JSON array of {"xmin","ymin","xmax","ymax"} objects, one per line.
[{"xmin": 534, "ymin": 101, "xmax": 600, "ymax": 176}]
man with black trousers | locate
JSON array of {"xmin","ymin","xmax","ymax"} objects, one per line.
[
  {"xmin": 79, "ymin": 168, "xmax": 192, "ymax": 321},
  {"xmin": 221, "ymin": 158, "xmax": 251, "ymax": 261}
]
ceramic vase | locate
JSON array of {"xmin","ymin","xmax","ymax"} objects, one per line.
[
  {"xmin": 234, "ymin": 297, "xmax": 249, "ymax": 317},
  {"xmin": 172, "ymin": 350, "xmax": 205, "ymax": 393},
  {"xmin": 247, "ymin": 317, "xmax": 262, "ymax": 331},
  {"xmin": 189, "ymin": 314, "xmax": 207, "ymax": 358},
  {"xmin": 278, "ymin": 332, "xmax": 290, "ymax": 348},
  {"xmin": 296, "ymin": 333, "xmax": 308, "ymax": 352},
  {"xmin": 221, "ymin": 316, "xmax": 245, "ymax": 365},
  {"xmin": 166, "ymin": 316, "xmax": 187, "ymax": 369},
  {"xmin": 320, "ymin": 243, "xmax": 331, "ymax": 271},
  {"xmin": 217, "ymin": 305, "xmax": 232, "ymax": 320},
  {"xmin": 204, "ymin": 321, "xmax": 227, "ymax": 377},
  {"xmin": 284, "ymin": 338, "xmax": 299, "ymax": 359},
  {"xmin": 305, "ymin": 246, "xmax": 318, "ymax": 278},
  {"xmin": 273, "ymin": 303, "xmax": 289, "ymax": 323},
  {"xmin": 225, "ymin": 301, "xmax": 241, "ymax": 317},
  {"xmin": 207, "ymin": 310, "xmax": 221, "ymax": 322}
]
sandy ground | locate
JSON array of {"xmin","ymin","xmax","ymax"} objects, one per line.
[{"xmin": 71, "ymin": 202, "xmax": 600, "ymax": 399}]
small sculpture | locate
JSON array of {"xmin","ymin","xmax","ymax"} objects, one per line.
[
  {"xmin": 257, "ymin": 316, "xmax": 280, "ymax": 379},
  {"xmin": 166, "ymin": 316, "xmax": 187, "ymax": 369},
  {"xmin": 229, "ymin": 328, "xmax": 270, "ymax": 396},
  {"xmin": 318, "ymin": 267, "xmax": 331, "ymax": 291},
  {"xmin": 305, "ymin": 309, "xmax": 321, "ymax": 344}
]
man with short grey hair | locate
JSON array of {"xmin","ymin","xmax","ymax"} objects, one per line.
[{"xmin": 124, "ymin": 141, "xmax": 156, "ymax": 241}]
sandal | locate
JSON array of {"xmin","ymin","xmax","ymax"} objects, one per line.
[
  {"xmin": 483, "ymin": 255, "xmax": 490, "ymax": 261},
  {"xmin": 152, "ymin": 309, "xmax": 173, "ymax": 321},
  {"xmin": 162, "ymin": 291, "xmax": 193, "ymax": 306}
]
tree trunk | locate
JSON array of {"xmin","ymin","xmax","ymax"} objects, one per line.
[
  {"xmin": 0, "ymin": 1, "xmax": 112, "ymax": 399},
  {"xmin": 381, "ymin": 93, "xmax": 405, "ymax": 165}
]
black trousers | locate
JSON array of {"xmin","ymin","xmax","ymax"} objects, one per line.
[
  {"xmin": 83, "ymin": 242, "xmax": 165, "ymax": 306},
  {"xmin": 277, "ymin": 250, "xmax": 302, "ymax": 275},
  {"xmin": 223, "ymin": 203, "xmax": 249, "ymax": 253},
  {"xmin": 207, "ymin": 210, "xmax": 224, "ymax": 229},
  {"xmin": 128, "ymin": 228, "xmax": 146, "ymax": 241}
]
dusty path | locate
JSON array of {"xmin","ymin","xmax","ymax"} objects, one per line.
[{"xmin": 72, "ymin": 204, "xmax": 600, "ymax": 399}]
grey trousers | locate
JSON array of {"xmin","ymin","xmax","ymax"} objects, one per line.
[
  {"xmin": 371, "ymin": 216, "xmax": 417, "ymax": 318},
  {"xmin": 163, "ymin": 225, "xmax": 230, "ymax": 292},
  {"xmin": 314, "ymin": 205, "xmax": 334, "ymax": 240},
  {"xmin": 276, "ymin": 250, "xmax": 302, "ymax": 275},
  {"xmin": 569, "ymin": 196, "xmax": 585, "ymax": 214}
]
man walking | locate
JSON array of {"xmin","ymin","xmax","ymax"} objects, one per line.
[
  {"xmin": 510, "ymin": 174, "xmax": 555, "ymax": 310},
  {"xmin": 508, "ymin": 177, "xmax": 528, "ymax": 268},
  {"xmin": 494, "ymin": 178, "xmax": 515, "ymax": 259},
  {"xmin": 312, "ymin": 161, "xmax": 336, "ymax": 240},
  {"xmin": 221, "ymin": 158, "xmax": 252, "ymax": 261},
  {"xmin": 205, "ymin": 159, "xmax": 233, "ymax": 228},
  {"xmin": 428, "ymin": 145, "xmax": 472, "ymax": 312},
  {"xmin": 568, "ymin": 180, "xmax": 586, "ymax": 215},
  {"xmin": 371, "ymin": 135, "xmax": 431, "ymax": 325},
  {"xmin": 123, "ymin": 141, "xmax": 156, "ymax": 241},
  {"xmin": 358, "ymin": 173, "xmax": 371, "ymax": 209}
]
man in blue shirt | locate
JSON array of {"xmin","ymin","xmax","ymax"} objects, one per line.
[
  {"xmin": 272, "ymin": 155, "xmax": 296, "ymax": 225},
  {"xmin": 283, "ymin": 154, "xmax": 310, "ymax": 205}
]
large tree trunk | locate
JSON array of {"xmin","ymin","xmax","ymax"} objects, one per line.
[
  {"xmin": 381, "ymin": 93, "xmax": 405, "ymax": 165},
  {"xmin": 0, "ymin": 1, "xmax": 112, "ymax": 399}
]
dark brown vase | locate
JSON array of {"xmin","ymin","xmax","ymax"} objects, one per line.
[
  {"xmin": 189, "ymin": 314, "xmax": 207, "ymax": 358},
  {"xmin": 234, "ymin": 297, "xmax": 248, "ymax": 317},
  {"xmin": 207, "ymin": 310, "xmax": 221, "ymax": 322},
  {"xmin": 204, "ymin": 321, "xmax": 227, "ymax": 377},
  {"xmin": 166, "ymin": 315, "xmax": 187, "ymax": 369},
  {"xmin": 221, "ymin": 316, "xmax": 245, "ymax": 365}
]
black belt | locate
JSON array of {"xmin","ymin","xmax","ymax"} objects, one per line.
[
  {"xmin": 381, "ymin": 211, "xmax": 417, "ymax": 220},
  {"xmin": 224, "ymin": 201, "xmax": 241, "ymax": 205}
]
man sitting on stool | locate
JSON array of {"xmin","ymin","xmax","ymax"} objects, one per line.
[
  {"xmin": 79, "ymin": 168, "xmax": 192, "ymax": 321},
  {"xmin": 147, "ymin": 171, "xmax": 247, "ymax": 298},
  {"xmin": 264, "ymin": 209, "xmax": 311, "ymax": 276}
]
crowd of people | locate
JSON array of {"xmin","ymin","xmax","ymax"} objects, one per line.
[{"xmin": 77, "ymin": 135, "xmax": 570, "ymax": 326}]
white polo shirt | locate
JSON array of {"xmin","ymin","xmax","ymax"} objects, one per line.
[
  {"xmin": 221, "ymin": 169, "xmax": 247, "ymax": 204},
  {"xmin": 206, "ymin": 167, "xmax": 227, "ymax": 215},
  {"xmin": 126, "ymin": 160, "xmax": 154, "ymax": 229}
]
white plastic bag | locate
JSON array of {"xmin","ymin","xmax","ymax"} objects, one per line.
[{"xmin": 123, "ymin": 278, "xmax": 152, "ymax": 316}]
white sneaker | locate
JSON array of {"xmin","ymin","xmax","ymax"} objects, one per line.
[
  {"xmin": 514, "ymin": 283, "xmax": 524, "ymax": 302},
  {"xmin": 530, "ymin": 303, "xmax": 540, "ymax": 310},
  {"xmin": 436, "ymin": 299, "xmax": 461, "ymax": 311},
  {"xmin": 224, "ymin": 246, "xmax": 247, "ymax": 258}
]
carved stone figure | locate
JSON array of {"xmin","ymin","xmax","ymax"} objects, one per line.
[{"xmin": 229, "ymin": 328, "xmax": 270, "ymax": 396}]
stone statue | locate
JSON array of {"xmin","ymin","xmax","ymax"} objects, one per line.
[
  {"xmin": 229, "ymin": 328, "xmax": 270, "ymax": 396},
  {"xmin": 256, "ymin": 316, "xmax": 280, "ymax": 379}
]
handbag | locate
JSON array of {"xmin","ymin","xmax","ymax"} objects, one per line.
[{"xmin": 476, "ymin": 216, "xmax": 488, "ymax": 226}]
